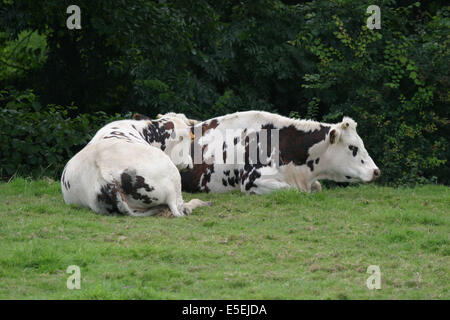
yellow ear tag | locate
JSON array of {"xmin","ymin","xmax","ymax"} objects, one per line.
[{"xmin": 190, "ymin": 131, "xmax": 195, "ymax": 140}]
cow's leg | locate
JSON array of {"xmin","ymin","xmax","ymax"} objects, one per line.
[
  {"xmin": 241, "ymin": 177, "xmax": 291, "ymax": 195},
  {"xmin": 94, "ymin": 180, "xmax": 167, "ymax": 216},
  {"xmin": 97, "ymin": 177, "xmax": 200, "ymax": 217},
  {"xmin": 166, "ymin": 182, "xmax": 211, "ymax": 216},
  {"xmin": 116, "ymin": 200, "xmax": 168, "ymax": 217},
  {"xmin": 113, "ymin": 168, "xmax": 209, "ymax": 217},
  {"xmin": 239, "ymin": 165, "xmax": 291, "ymax": 194},
  {"xmin": 167, "ymin": 195, "xmax": 185, "ymax": 217},
  {"xmin": 253, "ymin": 179, "xmax": 291, "ymax": 194}
]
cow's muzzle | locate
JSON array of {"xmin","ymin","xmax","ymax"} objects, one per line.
[{"xmin": 372, "ymin": 169, "xmax": 381, "ymax": 181}]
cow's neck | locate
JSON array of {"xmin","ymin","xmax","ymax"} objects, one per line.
[
  {"xmin": 277, "ymin": 126, "xmax": 333, "ymax": 192},
  {"xmin": 277, "ymin": 124, "xmax": 330, "ymax": 167},
  {"xmin": 280, "ymin": 160, "xmax": 327, "ymax": 192}
]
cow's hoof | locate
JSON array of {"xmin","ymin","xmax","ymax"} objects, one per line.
[{"xmin": 311, "ymin": 181, "xmax": 322, "ymax": 192}]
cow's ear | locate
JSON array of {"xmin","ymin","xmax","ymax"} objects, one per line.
[
  {"xmin": 329, "ymin": 129, "xmax": 340, "ymax": 144},
  {"xmin": 133, "ymin": 113, "xmax": 151, "ymax": 120},
  {"xmin": 341, "ymin": 117, "xmax": 357, "ymax": 129}
]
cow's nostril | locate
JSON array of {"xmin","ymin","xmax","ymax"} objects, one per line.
[{"xmin": 373, "ymin": 169, "xmax": 381, "ymax": 178}]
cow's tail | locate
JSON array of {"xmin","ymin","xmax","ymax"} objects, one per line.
[
  {"xmin": 115, "ymin": 196, "xmax": 210, "ymax": 217},
  {"xmin": 111, "ymin": 183, "xmax": 210, "ymax": 217}
]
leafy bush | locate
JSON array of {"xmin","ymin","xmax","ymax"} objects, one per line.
[
  {"xmin": 0, "ymin": 89, "xmax": 126, "ymax": 179},
  {"xmin": 1, "ymin": 0, "xmax": 448, "ymax": 185},
  {"xmin": 0, "ymin": 30, "xmax": 47, "ymax": 82},
  {"xmin": 289, "ymin": 1, "xmax": 449, "ymax": 185}
]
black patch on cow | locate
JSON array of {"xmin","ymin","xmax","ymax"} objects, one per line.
[
  {"xmin": 221, "ymin": 169, "xmax": 239, "ymax": 188},
  {"xmin": 233, "ymin": 137, "xmax": 239, "ymax": 145},
  {"xmin": 349, "ymin": 145, "xmax": 358, "ymax": 157},
  {"xmin": 201, "ymin": 164, "xmax": 215, "ymax": 192},
  {"xmin": 222, "ymin": 178, "xmax": 228, "ymax": 186},
  {"xmin": 120, "ymin": 170, "xmax": 156, "ymax": 204},
  {"xmin": 97, "ymin": 183, "xmax": 120, "ymax": 214},
  {"xmin": 141, "ymin": 120, "xmax": 174, "ymax": 151},
  {"xmin": 345, "ymin": 176, "xmax": 352, "ymax": 179},
  {"xmin": 201, "ymin": 119, "xmax": 219, "ymax": 133},
  {"xmin": 61, "ymin": 166, "xmax": 70, "ymax": 190},
  {"xmin": 315, "ymin": 158, "xmax": 320, "ymax": 164},
  {"xmin": 239, "ymin": 169, "xmax": 244, "ymax": 181},
  {"xmin": 181, "ymin": 164, "xmax": 212, "ymax": 192},
  {"xmin": 277, "ymin": 124, "xmax": 330, "ymax": 166},
  {"xmin": 307, "ymin": 160, "xmax": 314, "ymax": 172},
  {"xmin": 223, "ymin": 141, "xmax": 227, "ymax": 163},
  {"xmin": 244, "ymin": 166, "xmax": 261, "ymax": 191},
  {"xmin": 227, "ymin": 176, "xmax": 237, "ymax": 187},
  {"xmin": 261, "ymin": 123, "xmax": 276, "ymax": 160},
  {"xmin": 181, "ymin": 139, "xmax": 215, "ymax": 193},
  {"xmin": 103, "ymin": 130, "xmax": 132, "ymax": 142},
  {"xmin": 243, "ymin": 130, "xmax": 269, "ymax": 169}
]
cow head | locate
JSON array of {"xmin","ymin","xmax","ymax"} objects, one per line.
[
  {"xmin": 320, "ymin": 117, "xmax": 380, "ymax": 183},
  {"xmin": 155, "ymin": 113, "xmax": 196, "ymax": 171},
  {"xmin": 132, "ymin": 112, "xmax": 195, "ymax": 170}
]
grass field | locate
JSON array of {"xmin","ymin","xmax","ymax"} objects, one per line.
[{"xmin": 0, "ymin": 178, "xmax": 448, "ymax": 299}]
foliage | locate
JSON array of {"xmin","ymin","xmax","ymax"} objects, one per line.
[
  {"xmin": 0, "ymin": 89, "xmax": 126, "ymax": 179},
  {"xmin": 0, "ymin": 30, "xmax": 47, "ymax": 81},
  {"xmin": 289, "ymin": 0, "xmax": 449, "ymax": 185},
  {"xmin": 0, "ymin": 0, "xmax": 448, "ymax": 184}
]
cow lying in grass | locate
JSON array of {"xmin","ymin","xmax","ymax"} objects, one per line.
[
  {"xmin": 61, "ymin": 113, "xmax": 210, "ymax": 217},
  {"xmin": 175, "ymin": 111, "xmax": 380, "ymax": 194}
]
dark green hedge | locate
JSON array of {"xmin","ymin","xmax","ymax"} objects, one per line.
[
  {"xmin": 0, "ymin": 89, "xmax": 126, "ymax": 179},
  {"xmin": 0, "ymin": 0, "xmax": 448, "ymax": 184}
]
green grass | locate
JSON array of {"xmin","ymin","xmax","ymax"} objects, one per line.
[{"xmin": 0, "ymin": 178, "xmax": 448, "ymax": 299}]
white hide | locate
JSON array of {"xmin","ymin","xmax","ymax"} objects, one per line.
[{"xmin": 61, "ymin": 115, "xmax": 209, "ymax": 217}]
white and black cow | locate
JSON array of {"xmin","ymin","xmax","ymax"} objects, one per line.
[
  {"xmin": 179, "ymin": 111, "xmax": 380, "ymax": 194},
  {"xmin": 61, "ymin": 113, "xmax": 210, "ymax": 217}
]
